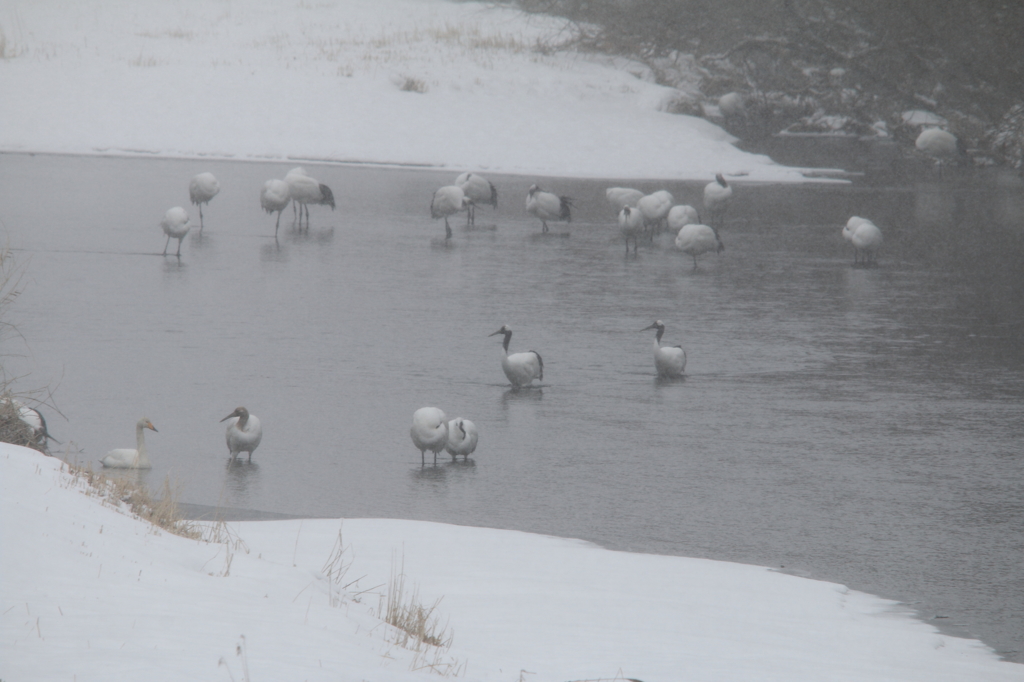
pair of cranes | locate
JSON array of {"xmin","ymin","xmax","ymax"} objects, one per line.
[{"xmin": 430, "ymin": 173, "xmax": 575, "ymax": 239}]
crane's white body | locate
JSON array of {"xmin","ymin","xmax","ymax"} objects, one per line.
[
  {"xmin": 667, "ymin": 205, "xmax": 700, "ymax": 231},
  {"xmin": 643, "ymin": 321, "xmax": 686, "ymax": 378},
  {"xmin": 189, "ymin": 172, "xmax": 220, "ymax": 231},
  {"xmin": 260, "ymin": 179, "xmax": 291, "ymax": 236},
  {"xmin": 445, "ymin": 418, "xmax": 478, "ymax": 460},
  {"xmin": 606, "ymin": 187, "xmax": 645, "ymax": 211},
  {"xmin": 842, "ymin": 216, "xmax": 883, "ymax": 265},
  {"xmin": 455, "ymin": 172, "xmax": 497, "ymax": 225},
  {"xmin": 703, "ymin": 174, "xmax": 733, "ymax": 229},
  {"xmin": 619, "ymin": 205, "xmax": 644, "ymax": 254},
  {"xmin": 222, "ymin": 407, "xmax": 262, "ymax": 462},
  {"xmin": 490, "ymin": 325, "xmax": 543, "ymax": 388},
  {"xmin": 637, "ymin": 190, "xmax": 674, "ymax": 232},
  {"xmin": 675, "ymin": 223, "xmax": 724, "ymax": 268},
  {"xmin": 286, "ymin": 169, "xmax": 334, "ymax": 227},
  {"xmin": 160, "ymin": 206, "xmax": 191, "ymax": 256},
  {"xmin": 1, "ymin": 397, "xmax": 54, "ymax": 447},
  {"xmin": 411, "ymin": 407, "xmax": 448, "ymax": 465},
  {"xmin": 101, "ymin": 417, "xmax": 157, "ymax": 469},
  {"xmin": 526, "ymin": 185, "xmax": 571, "ymax": 232},
  {"xmin": 431, "ymin": 185, "xmax": 471, "ymax": 238},
  {"xmin": 915, "ymin": 128, "xmax": 959, "ymax": 160}
]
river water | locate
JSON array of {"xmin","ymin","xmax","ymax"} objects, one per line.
[{"xmin": 1, "ymin": 152, "xmax": 1022, "ymax": 661}]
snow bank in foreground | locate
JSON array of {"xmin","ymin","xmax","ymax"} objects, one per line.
[
  {"xmin": 0, "ymin": 0, "xmax": 811, "ymax": 182},
  {"xmin": 2, "ymin": 444, "xmax": 1019, "ymax": 682}
]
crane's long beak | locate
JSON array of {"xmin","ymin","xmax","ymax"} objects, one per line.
[
  {"xmin": 640, "ymin": 323, "xmax": 657, "ymax": 331},
  {"xmin": 488, "ymin": 329, "xmax": 503, "ymax": 337},
  {"xmin": 220, "ymin": 412, "xmax": 236, "ymax": 423}
]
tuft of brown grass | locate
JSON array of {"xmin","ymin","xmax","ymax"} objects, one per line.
[
  {"xmin": 380, "ymin": 552, "xmax": 453, "ymax": 650},
  {"xmin": 398, "ymin": 76, "xmax": 428, "ymax": 93},
  {"xmin": 62, "ymin": 459, "xmax": 202, "ymax": 540}
]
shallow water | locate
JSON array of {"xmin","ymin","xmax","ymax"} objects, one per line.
[{"xmin": 2, "ymin": 152, "xmax": 1022, "ymax": 661}]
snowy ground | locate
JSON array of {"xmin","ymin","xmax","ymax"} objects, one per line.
[
  {"xmin": 0, "ymin": 0, "xmax": 817, "ymax": 181},
  {"xmin": 2, "ymin": 444, "xmax": 1020, "ymax": 681},
  {"xmin": 5, "ymin": 2, "xmax": 1019, "ymax": 680}
]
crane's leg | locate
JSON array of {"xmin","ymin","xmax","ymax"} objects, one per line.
[
  {"xmin": 163, "ymin": 235, "xmax": 171, "ymax": 255},
  {"xmin": 445, "ymin": 219, "xmax": 452, "ymax": 240},
  {"xmin": 176, "ymin": 237, "xmax": 183, "ymax": 257},
  {"xmin": 199, "ymin": 205, "xmax": 205, "ymax": 232}
]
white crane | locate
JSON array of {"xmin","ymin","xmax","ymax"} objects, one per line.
[
  {"xmin": 411, "ymin": 407, "xmax": 448, "ymax": 465},
  {"xmin": 605, "ymin": 187, "xmax": 645, "ymax": 211},
  {"xmin": 221, "ymin": 406, "xmax": 263, "ymax": 462},
  {"xmin": 703, "ymin": 174, "xmax": 733, "ymax": 231},
  {"xmin": 260, "ymin": 179, "xmax": 291, "ymax": 237},
  {"xmin": 915, "ymin": 128, "xmax": 962, "ymax": 175},
  {"xmin": 842, "ymin": 216, "xmax": 883, "ymax": 266},
  {"xmin": 286, "ymin": 168, "xmax": 335, "ymax": 229},
  {"xmin": 526, "ymin": 185, "xmax": 572, "ymax": 233},
  {"xmin": 160, "ymin": 206, "xmax": 191, "ymax": 257},
  {"xmin": 675, "ymin": 223, "xmax": 724, "ymax": 268},
  {"xmin": 445, "ymin": 418, "xmax": 478, "ymax": 461},
  {"xmin": 666, "ymin": 205, "xmax": 700, "ymax": 231},
  {"xmin": 641, "ymin": 321, "xmax": 686, "ymax": 378},
  {"xmin": 101, "ymin": 417, "xmax": 158, "ymax": 469},
  {"xmin": 489, "ymin": 325, "xmax": 543, "ymax": 388},
  {"xmin": 637, "ymin": 190, "xmax": 674, "ymax": 236},
  {"xmin": 431, "ymin": 185, "xmax": 472, "ymax": 239},
  {"xmin": 189, "ymin": 172, "xmax": 220, "ymax": 232},
  {"xmin": 455, "ymin": 172, "xmax": 497, "ymax": 226},
  {"xmin": 619, "ymin": 205, "xmax": 644, "ymax": 254}
]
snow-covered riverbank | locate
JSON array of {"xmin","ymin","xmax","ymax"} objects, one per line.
[
  {"xmin": 0, "ymin": 0, "xmax": 814, "ymax": 181},
  {"xmin": 3, "ymin": 444, "xmax": 1019, "ymax": 681}
]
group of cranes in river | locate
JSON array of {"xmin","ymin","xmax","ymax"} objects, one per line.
[{"xmin": 145, "ymin": 125, "xmax": 965, "ymax": 468}]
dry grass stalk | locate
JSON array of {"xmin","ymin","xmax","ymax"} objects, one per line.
[
  {"xmin": 380, "ymin": 551, "xmax": 454, "ymax": 651},
  {"xmin": 61, "ymin": 459, "xmax": 202, "ymax": 540}
]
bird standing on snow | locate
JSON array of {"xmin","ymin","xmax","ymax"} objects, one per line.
[
  {"xmin": 286, "ymin": 168, "xmax": 335, "ymax": 229},
  {"xmin": 411, "ymin": 407, "xmax": 448, "ymax": 465},
  {"xmin": 160, "ymin": 206, "xmax": 191, "ymax": 257},
  {"xmin": 221, "ymin": 406, "xmax": 262, "ymax": 462},
  {"xmin": 260, "ymin": 179, "xmax": 291, "ymax": 237},
  {"xmin": 431, "ymin": 185, "xmax": 472, "ymax": 239},
  {"xmin": 445, "ymin": 418, "xmax": 478, "ymax": 461},
  {"xmin": 637, "ymin": 190, "xmax": 674, "ymax": 235},
  {"xmin": 675, "ymin": 223, "xmax": 724, "ymax": 268},
  {"xmin": 703, "ymin": 174, "xmax": 733, "ymax": 231},
  {"xmin": 101, "ymin": 417, "xmax": 158, "ymax": 469},
  {"xmin": 606, "ymin": 187, "xmax": 645, "ymax": 212},
  {"xmin": 189, "ymin": 172, "xmax": 220, "ymax": 232},
  {"xmin": 842, "ymin": 216, "xmax": 883, "ymax": 266},
  {"xmin": 455, "ymin": 172, "xmax": 497, "ymax": 226},
  {"xmin": 619, "ymin": 205, "xmax": 644, "ymax": 254},
  {"xmin": 642, "ymin": 320, "xmax": 686, "ymax": 378},
  {"xmin": 526, "ymin": 185, "xmax": 572, "ymax": 233},
  {"xmin": 489, "ymin": 325, "xmax": 543, "ymax": 388}
]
